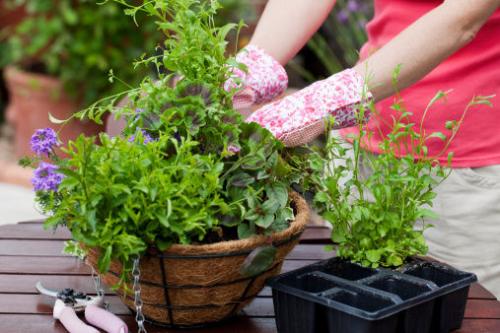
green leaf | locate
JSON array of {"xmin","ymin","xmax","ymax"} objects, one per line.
[
  {"xmin": 331, "ymin": 227, "xmax": 347, "ymax": 243},
  {"xmin": 324, "ymin": 245, "xmax": 335, "ymax": 252},
  {"xmin": 255, "ymin": 214, "xmax": 274, "ymax": 229},
  {"xmin": 315, "ymin": 191, "xmax": 329, "ymax": 203},
  {"xmin": 427, "ymin": 132, "xmax": 447, "ymax": 141},
  {"xmin": 416, "ymin": 208, "xmax": 439, "ymax": 220},
  {"xmin": 98, "ymin": 245, "xmax": 113, "ymax": 273},
  {"xmin": 365, "ymin": 249, "xmax": 381, "ymax": 263},
  {"xmin": 238, "ymin": 223, "xmax": 254, "ymax": 239},
  {"xmin": 266, "ymin": 183, "xmax": 288, "ymax": 209},
  {"xmin": 387, "ymin": 254, "xmax": 403, "ymax": 267},
  {"xmin": 239, "ymin": 245, "xmax": 277, "ymax": 277}
]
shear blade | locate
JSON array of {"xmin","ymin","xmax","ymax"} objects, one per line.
[{"xmin": 35, "ymin": 282, "xmax": 59, "ymax": 298}]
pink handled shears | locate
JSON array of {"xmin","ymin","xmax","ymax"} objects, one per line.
[{"xmin": 36, "ymin": 282, "xmax": 128, "ymax": 333}]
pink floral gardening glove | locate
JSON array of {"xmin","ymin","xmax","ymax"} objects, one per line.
[
  {"xmin": 225, "ymin": 45, "xmax": 288, "ymax": 109},
  {"xmin": 246, "ymin": 68, "xmax": 373, "ymax": 147}
]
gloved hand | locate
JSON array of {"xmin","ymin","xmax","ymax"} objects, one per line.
[
  {"xmin": 225, "ymin": 44, "xmax": 288, "ymax": 109},
  {"xmin": 246, "ymin": 68, "xmax": 373, "ymax": 147}
]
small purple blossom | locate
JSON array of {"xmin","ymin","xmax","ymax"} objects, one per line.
[
  {"xmin": 32, "ymin": 162, "xmax": 64, "ymax": 192},
  {"xmin": 347, "ymin": 0, "xmax": 361, "ymax": 12},
  {"xmin": 30, "ymin": 128, "xmax": 59, "ymax": 156},
  {"xmin": 336, "ymin": 9, "xmax": 349, "ymax": 24},
  {"xmin": 174, "ymin": 132, "xmax": 182, "ymax": 143},
  {"xmin": 133, "ymin": 108, "xmax": 144, "ymax": 122},
  {"xmin": 128, "ymin": 129, "xmax": 155, "ymax": 144},
  {"xmin": 228, "ymin": 144, "xmax": 241, "ymax": 154}
]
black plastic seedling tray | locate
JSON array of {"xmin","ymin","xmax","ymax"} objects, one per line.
[{"xmin": 267, "ymin": 257, "xmax": 476, "ymax": 333}]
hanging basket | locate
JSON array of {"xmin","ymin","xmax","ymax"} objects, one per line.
[{"xmin": 86, "ymin": 191, "xmax": 310, "ymax": 328}]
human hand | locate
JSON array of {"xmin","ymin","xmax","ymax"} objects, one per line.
[
  {"xmin": 225, "ymin": 45, "xmax": 288, "ymax": 109},
  {"xmin": 245, "ymin": 68, "xmax": 372, "ymax": 147}
]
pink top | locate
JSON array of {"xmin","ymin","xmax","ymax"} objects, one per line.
[{"xmin": 341, "ymin": 0, "xmax": 500, "ymax": 167}]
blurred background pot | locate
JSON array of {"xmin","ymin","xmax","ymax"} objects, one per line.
[{"xmin": 4, "ymin": 66, "xmax": 102, "ymax": 158}]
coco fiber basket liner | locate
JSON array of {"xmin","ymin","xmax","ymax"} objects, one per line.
[{"xmin": 86, "ymin": 191, "xmax": 310, "ymax": 328}]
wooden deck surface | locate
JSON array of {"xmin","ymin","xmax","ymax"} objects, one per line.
[{"xmin": 0, "ymin": 220, "xmax": 499, "ymax": 332}]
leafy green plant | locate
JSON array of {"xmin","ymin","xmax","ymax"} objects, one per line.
[
  {"xmin": 26, "ymin": 0, "xmax": 297, "ymax": 280},
  {"xmin": 287, "ymin": 88, "xmax": 493, "ymax": 268},
  {"xmin": 0, "ymin": 0, "xmax": 160, "ymax": 106}
]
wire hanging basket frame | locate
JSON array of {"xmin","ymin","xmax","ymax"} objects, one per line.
[{"xmin": 85, "ymin": 191, "xmax": 310, "ymax": 328}]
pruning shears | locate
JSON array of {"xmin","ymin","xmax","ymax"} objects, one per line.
[{"xmin": 36, "ymin": 282, "xmax": 128, "ymax": 333}]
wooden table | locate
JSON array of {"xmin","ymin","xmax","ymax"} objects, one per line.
[{"xmin": 1, "ymin": 220, "xmax": 499, "ymax": 333}]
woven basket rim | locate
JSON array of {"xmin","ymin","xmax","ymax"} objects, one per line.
[{"xmin": 160, "ymin": 191, "xmax": 309, "ymax": 256}]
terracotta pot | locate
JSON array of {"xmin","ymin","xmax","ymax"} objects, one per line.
[
  {"xmin": 0, "ymin": 1, "xmax": 26, "ymax": 29},
  {"xmin": 3, "ymin": 66, "xmax": 103, "ymax": 158}
]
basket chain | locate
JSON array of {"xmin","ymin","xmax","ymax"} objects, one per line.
[
  {"xmin": 91, "ymin": 267, "xmax": 105, "ymax": 297},
  {"xmin": 133, "ymin": 256, "xmax": 148, "ymax": 333},
  {"xmin": 89, "ymin": 264, "xmax": 109, "ymax": 309}
]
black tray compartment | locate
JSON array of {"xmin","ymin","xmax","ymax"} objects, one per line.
[{"xmin": 267, "ymin": 257, "xmax": 477, "ymax": 333}]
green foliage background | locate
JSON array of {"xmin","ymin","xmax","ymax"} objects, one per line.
[{"xmin": 0, "ymin": 0, "xmax": 160, "ymax": 106}]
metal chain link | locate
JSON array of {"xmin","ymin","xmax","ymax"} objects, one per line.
[
  {"xmin": 90, "ymin": 265, "xmax": 109, "ymax": 309},
  {"xmin": 91, "ymin": 267, "xmax": 105, "ymax": 297},
  {"xmin": 133, "ymin": 256, "xmax": 147, "ymax": 333}
]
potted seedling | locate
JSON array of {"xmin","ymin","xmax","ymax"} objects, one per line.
[
  {"xmin": 23, "ymin": 0, "xmax": 310, "ymax": 328},
  {"xmin": 1, "ymin": 0, "xmax": 159, "ymax": 157},
  {"xmin": 268, "ymin": 91, "xmax": 492, "ymax": 333}
]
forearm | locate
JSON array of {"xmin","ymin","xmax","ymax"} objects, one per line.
[
  {"xmin": 249, "ymin": 0, "xmax": 336, "ymax": 64},
  {"xmin": 354, "ymin": 0, "xmax": 500, "ymax": 101}
]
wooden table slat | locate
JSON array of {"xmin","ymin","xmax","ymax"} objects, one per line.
[
  {"xmin": 0, "ymin": 223, "xmax": 71, "ymax": 240},
  {"xmin": 464, "ymin": 299, "xmax": 500, "ymax": 319},
  {"xmin": 0, "ymin": 256, "xmax": 91, "ymax": 275},
  {"xmin": 456, "ymin": 319, "xmax": 500, "ymax": 332},
  {"xmin": 0, "ymin": 274, "xmax": 113, "ymax": 294},
  {"xmin": 0, "ymin": 314, "xmax": 279, "ymax": 333}
]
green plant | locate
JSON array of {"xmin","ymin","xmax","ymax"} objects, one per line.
[
  {"xmin": 0, "ymin": 0, "xmax": 160, "ymax": 106},
  {"xmin": 286, "ymin": 87, "xmax": 493, "ymax": 268},
  {"xmin": 26, "ymin": 0, "xmax": 298, "ymax": 280}
]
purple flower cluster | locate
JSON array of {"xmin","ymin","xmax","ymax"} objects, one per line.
[
  {"xmin": 336, "ymin": 0, "xmax": 370, "ymax": 25},
  {"xmin": 32, "ymin": 162, "xmax": 64, "ymax": 192},
  {"xmin": 30, "ymin": 128, "xmax": 59, "ymax": 156},
  {"xmin": 128, "ymin": 129, "xmax": 155, "ymax": 144}
]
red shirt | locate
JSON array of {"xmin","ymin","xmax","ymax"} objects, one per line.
[{"xmin": 341, "ymin": 0, "xmax": 500, "ymax": 167}]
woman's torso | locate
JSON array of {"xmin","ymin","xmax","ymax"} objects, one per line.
[{"xmin": 342, "ymin": 0, "xmax": 500, "ymax": 167}]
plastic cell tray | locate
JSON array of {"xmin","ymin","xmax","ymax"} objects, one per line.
[{"xmin": 267, "ymin": 258, "xmax": 477, "ymax": 333}]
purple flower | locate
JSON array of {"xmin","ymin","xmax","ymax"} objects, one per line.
[
  {"xmin": 347, "ymin": 0, "xmax": 361, "ymax": 12},
  {"xmin": 32, "ymin": 162, "xmax": 64, "ymax": 192},
  {"xmin": 128, "ymin": 129, "xmax": 155, "ymax": 144},
  {"xmin": 228, "ymin": 144, "xmax": 241, "ymax": 154},
  {"xmin": 30, "ymin": 128, "xmax": 59, "ymax": 156},
  {"xmin": 174, "ymin": 132, "xmax": 182, "ymax": 143},
  {"xmin": 336, "ymin": 9, "xmax": 349, "ymax": 24}
]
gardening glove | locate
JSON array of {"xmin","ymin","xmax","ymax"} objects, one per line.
[
  {"xmin": 225, "ymin": 44, "xmax": 288, "ymax": 109},
  {"xmin": 245, "ymin": 68, "xmax": 373, "ymax": 147}
]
